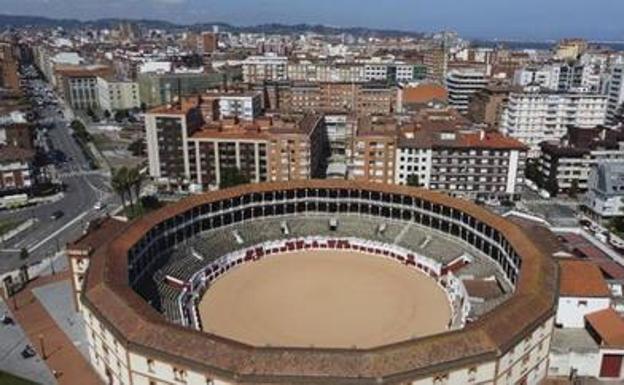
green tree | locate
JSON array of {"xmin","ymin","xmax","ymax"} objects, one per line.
[
  {"xmin": 406, "ymin": 174, "xmax": 420, "ymax": 187},
  {"xmin": 525, "ymin": 161, "xmax": 543, "ymax": 187},
  {"xmin": 569, "ymin": 179, "xmax": 579, "ymax": 199},
  {"xmin": 610, "ymin": 216, "xmax": 624, "ymax": 235},
  {"xmin": 19, "ymin": 247, "xmax": 28, "ymax": 261},
  {"xmin": 103, "ymin": 110, "xmax": 111, "ymax": 120},
  {"xmin": 220, "ymin": 168, "xmax": 249, "ymax": 189},
  {"xmin": 128, "ymin": 166, "xmax": 145, "ymax": 210},
  {"xmin": 546, "ymin": 178, "xmax": 559, "ymax": 197},
  {"xmin": 127, "ymin": 139, "xmax": 146, "ymax": 157},
  {"xmin": 112, "ymin": 167, "xmax": 131, "ymax": 211}
]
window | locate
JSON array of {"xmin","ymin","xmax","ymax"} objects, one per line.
[
  {"xmin": 468, "ymin": 367, "xmax": 477, "ymax": 382},
  {"xmin": 433, "ymin": 374, "xmax": 449, "ymax": 385},
  {"xmin": 173, "ymin": 368, "xmax": 187, "ymax": 382},
  {"xmin": 147, "ymin": 358, "xmax": 155, "ymax": 373}
]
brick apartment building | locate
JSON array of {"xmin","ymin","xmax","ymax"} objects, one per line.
[
  {"xmin": 346, "ymin": 110, "xmax": 527, "ymax": 200},
  {"xmin": 255, "ymin": 81, "xmax": 399, "ymax": 115},
  {"xmin": 146, "ymin": 99, "xmax": 328, "ymax": 191},
  {"xmin": 348, "ymin": 116, "xmax": 398, "ymax": 184},
  {"xmin": 0, "ymin": 41, "xmax": 20, "ymax": 91}
]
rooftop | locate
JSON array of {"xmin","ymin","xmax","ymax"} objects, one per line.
[
  {"xmin": 81, "ymin": 180, "xmax": 557, "ymax": 383},
  {"xmin": 585, "ymin": 308, "xmax": 624, "ymax": 348},
  {"xmin": 558, "ymin": 260, "xmax": 611, "ymax": 297}
]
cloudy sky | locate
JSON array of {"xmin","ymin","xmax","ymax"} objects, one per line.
[{"xmin": 3, "ymin": 0, "xmax": 624, "ymax": 40}]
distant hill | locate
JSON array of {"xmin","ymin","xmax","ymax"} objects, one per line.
[{"xmin": 0, "ymin": 14, "xmax": 423, "ymax": 38}]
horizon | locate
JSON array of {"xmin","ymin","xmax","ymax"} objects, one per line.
[{"xmin": 2, "ymin": 0, "xmax": 624, "ymax": 41}]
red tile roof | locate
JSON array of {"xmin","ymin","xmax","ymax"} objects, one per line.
[
  {"xmin": 403, "ymin": 84, "xmax": 448, "ymax": 105},
  {"xmin": 81, "ymin": 180, "xmax": 558, "ymax": 383},
  {"xmin": 585, "ymin": 308, "xmax": 624, "ymax": 348},
  {"xmin": 559, "ymin": 260, "xmax": 611, "ymax": 297}
]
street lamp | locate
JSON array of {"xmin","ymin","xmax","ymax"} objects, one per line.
[{"xmin": 38, "ymin": 334, "xmax": 47, "ymax": 360}]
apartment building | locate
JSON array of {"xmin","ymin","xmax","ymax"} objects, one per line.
[
  {"xmin": 538, "ymin": 125, "xmax": 624, "ymax": 194},
  {"xmin": 267, "ymin": 114, "xmax": 329, "ymax": 182},
  {"xmin": 554, "ymin": 38, "xmax": 588, "ymax": 60},
  {"xmin": 445, "ymin": 70, "xmax": 488, "ymax": 114},
  {"xmin": 101, "ymin": 80, "xmax": 140, "ymax": 111},
  {"xmin": 607, "ymin": 64, "xmax": 624, "ymax": 124},
  {"xmin": 513, "ymin": 62, "xmax": 600, "ymax": 92},
  {"xmin": 499, "ymin": 86, "xmax": 608, "ymax": 157},
  {"xmin": 467, "ymin": 83, "xmax": 515, "ymax": 128},
  {"xmin": 146, "ymin": 100, "xmax": 328, "ymax": 190},
  {"xmin": 242, "ymin": 53, "xmax": 288, "ymax": 83},
  {"xmin": 256, "ymin": 81, "xmax": 399, "ymax": 115},
  {"xmin": 287, "ymin": 61, "xmax": 366, "ymax": 83},
  {"xmin": 187, "ymin": 119, "xmax": 271, "ymax": 190},
  {"xmin": 56, "ymin": 65, "xmax": 113, "ymax": 111},
  {"xmin": 145, "ymin": 101, "xmax": 204, "ymax": 187},
  {"xmin": 348, "ymin": 117, "xmax": 397, "ymax": 184},
  {"xmin": 199, "ymin": 92, "xmax": 263, "ymax": 122},
  {"xmin": 0, "ymin": 41, "xmax": 19, "ymax": 91},
  {"xmin": 200, "ymin": 32, "xmax": 219, "ymax": 54},
  {"xmin": 423, "ymin": 46, "xmax": 447, "ymax": 83},
  {"xmin": 395, "ymin": 129, "xmax": 527, "ymax": 200},
  {"xmin": 138, "ymin": 71, "xmax": 230, "ymax": 108}
]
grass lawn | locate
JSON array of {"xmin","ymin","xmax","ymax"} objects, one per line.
[
  {"xmin": 0, "ymin": 219, "xmax": 22, "ymax": 237},
  {"xmin": 0, "ymin": 371, "xmax": 38, "ymax": 385}
]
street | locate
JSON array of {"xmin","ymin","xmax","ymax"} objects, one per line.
[{"xmin": 0, "ymin": 76, "xmax": 116, "ymax": 273}]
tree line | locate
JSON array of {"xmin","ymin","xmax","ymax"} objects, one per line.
[{"xmin": 112, "ymin": 166, "xmax": 146, "ymax": 214}]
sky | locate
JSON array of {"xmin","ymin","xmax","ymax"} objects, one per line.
[{"xmin": 3, "ymin": 0, "xmax": 624, "ymax": 41}]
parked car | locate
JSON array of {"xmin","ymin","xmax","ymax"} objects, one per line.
[
  {"xmin": 51, "ymin": 210, "xmax": 64, "ymax": 220},
  {"xmin": 21, "ymin": 345, "xmax": 36, "ymax": 359}
]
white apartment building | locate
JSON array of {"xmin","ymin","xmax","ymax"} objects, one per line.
[
  {"xmin": 607, "ymin": 65, "xmax": 624, "ymax": 124},
  {"xmin": 106, "ymin": 80, "xmax": 141, "ymax": 111},
  {"xmin": 513, "ymin": 63, "xmax": 601, "ymax": 92},
  {"xmin": 500, "ymin": 87, "xmax": 608, "ymax": 157},
  {"xmin": 514, "ymin": 65, "xmax": 560, "ymax": 90},
  {"xmin": 218, "ymin": 94, "xmax": 262, "ymax": 121},
  {"xmin": 242, "ymin": 53, "xmax": 288, "ymax": 83},
  {"xmin": 395, "ymin": 130, "xmax": 527, "ymax": 200},
  {"xmin": 445, "ymin": 70, "xmax": 488, "ymax": 114},
  {"xmin": 287, "ymin": 61, "xmax": 366, "ymax": 83},
  {"xmin": 97, "ymin": 79, "xmax": 141, "ymax": 112}
]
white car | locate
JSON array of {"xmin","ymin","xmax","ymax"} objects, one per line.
[{"xmin": 94, "ymin": 202, "xmax": 104, "ymax": 210}]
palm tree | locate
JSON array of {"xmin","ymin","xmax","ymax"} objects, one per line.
[
  {"xmin": 112, "ymin": 167, "xmax": 130, "ymax": 211},
  {"xmin": 128, "ymin": 166, "xmax": 145, "ymax": 211}
]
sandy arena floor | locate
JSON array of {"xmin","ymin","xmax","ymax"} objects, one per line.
[{"xmin": 199, "ymin": 250, "xmax": 451, "ymax": 348}]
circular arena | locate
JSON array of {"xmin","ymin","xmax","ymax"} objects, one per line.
[
  {"xmin": 199, "ymin": 250, "xmax": 451, "ymax": 348},
  {"xmin": 81, "ymin": 181, "xmax": 558, "ymax": 385}
]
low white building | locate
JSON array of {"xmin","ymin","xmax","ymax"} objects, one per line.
[
  {"xmin": 583, "ymin": 161, "xmax": 624, "ymax": 222},
  {"xmin": 555, "ymin": 260, "xmax": 611, "ymax": 328}
]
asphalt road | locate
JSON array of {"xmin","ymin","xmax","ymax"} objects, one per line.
[{"xmin": 0, "ymin": 78, "xmax": 117, "ymax": 273}]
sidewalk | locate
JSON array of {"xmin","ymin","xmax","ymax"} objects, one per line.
[{"xmin": 9, "ymin": 272, "xmax": 102, "ymax": 385}]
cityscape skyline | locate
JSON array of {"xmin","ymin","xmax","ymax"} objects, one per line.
[{"xmin": 2, "ymin": 0, "xmax": 624, "ymax": 40}]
